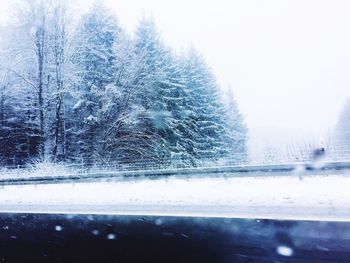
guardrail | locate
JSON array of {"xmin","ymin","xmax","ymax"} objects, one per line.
[{"xmin": 0, "ymin": 161, "xmax": 350, "ymax": 186}]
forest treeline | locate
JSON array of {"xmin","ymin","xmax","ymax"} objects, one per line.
[{"xmin": 0, "ymin": 0, "xmax": 247, "ymax": 167}]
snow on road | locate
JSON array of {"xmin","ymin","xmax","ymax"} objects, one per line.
[{"xmin": 0, "ymin": 172, "xmax": 349, "ymax": 221}]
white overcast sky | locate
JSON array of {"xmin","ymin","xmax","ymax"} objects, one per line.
[{"xmin": 1, "ymin": 0, "xmax": 350, "ymax": 152}]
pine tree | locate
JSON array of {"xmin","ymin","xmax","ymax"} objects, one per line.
[
  {"xmin": 223, "ymin": 88, "xmax": 247, "ymax": 164},
  {"xmin": 132, "ymin": 16, "xmax": 171, "ymax": 163},
  {"xmin": 72, "ymin": 2, "xmax": 120, "ymax": 164},
  {"xmin": 157, "ymin": 53, "xmax": 193, "ymax": 167},
  {"xmin": 180, "ymin": 48, "xmax": 228, "ymax": 164}
]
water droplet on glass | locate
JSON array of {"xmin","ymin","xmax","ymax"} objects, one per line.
[
  {"xmin": 107, "ymin": 233, "xmax": 116, "ymax": 240},
  {"xmin": 276, "ymin": 245, "xmax": 293, "ymax": 257},
  {"xmin": 155, "ymin": 219, "xmax": 162, "ymax": 225},
  {"xmin": 92, "ymin": 229, "xmax": 100, "ymax": 236},
  {"xmin": 181, "ymin": 233, "xmax": 189, "ymax": 239},
  {"xmin": 316, "ymin": 245, "xmax": 330, "ymax": 252},
  {"xmin": 55, "ymin": 225, "xmax": 63, "ymax": 232}
]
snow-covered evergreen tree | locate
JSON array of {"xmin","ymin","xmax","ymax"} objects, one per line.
[
  {"xmin": 71, "ymin": 2, "xmax": 120, "ymax": 164},
  {"xmin": 97, "ymin": 32, "xmax": 155, "ymax": 163},
  {"xmin": 157, "ymin": 53, "xmax": 194, "ymax": 167},
  {"xmin": 180, "ymin": 48, "xmax": 228, "ymax": 163},
  {"xmin": 223, "ymin": 88, "xmax": 247, "ymax": 163},
  {"xmin": 132, "ymin": 16, "xmax": 174, "ymax": 163}
]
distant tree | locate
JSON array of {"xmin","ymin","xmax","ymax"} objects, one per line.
[
  {"xmin": 262, "ymin": 146, "xmax": 279, "ymax": 164},
  {"xmin": 335, "ymin": 99, "xmax": 350, "ymax": 155},
  {"xmin": 223, "ymin": 88, "xmax": 247, "ymax": 163}
]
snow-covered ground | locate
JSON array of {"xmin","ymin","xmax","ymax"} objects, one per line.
[
  {"xmin": 0, "ymin": 172, "xmax": 349, "ymax": 221},
  {"xmin": 0, "ymin": 163, "xmax": 77, "ymax": 179}
]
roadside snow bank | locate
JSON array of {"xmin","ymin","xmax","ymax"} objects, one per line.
[{"xmin": 0, "ymin": 173, "xmax": 349, "ymax": 221}]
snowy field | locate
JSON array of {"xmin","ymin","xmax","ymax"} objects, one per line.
[{"xmin": 0, "ymin": 171, "xmax": 349, "ymax": 221}]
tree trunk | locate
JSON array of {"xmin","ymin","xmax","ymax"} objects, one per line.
[{"xmin": 36, "ymin": 25, "xmax": 45, "ymax": 159}]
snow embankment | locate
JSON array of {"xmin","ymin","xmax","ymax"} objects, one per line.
[
  {"xmin": 0, "ymin": 163, "xmax": 77, "ymax": 180},
  {"xmin": 0, "ymin": 172, "xmax": 349, "ymax": 221}
]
